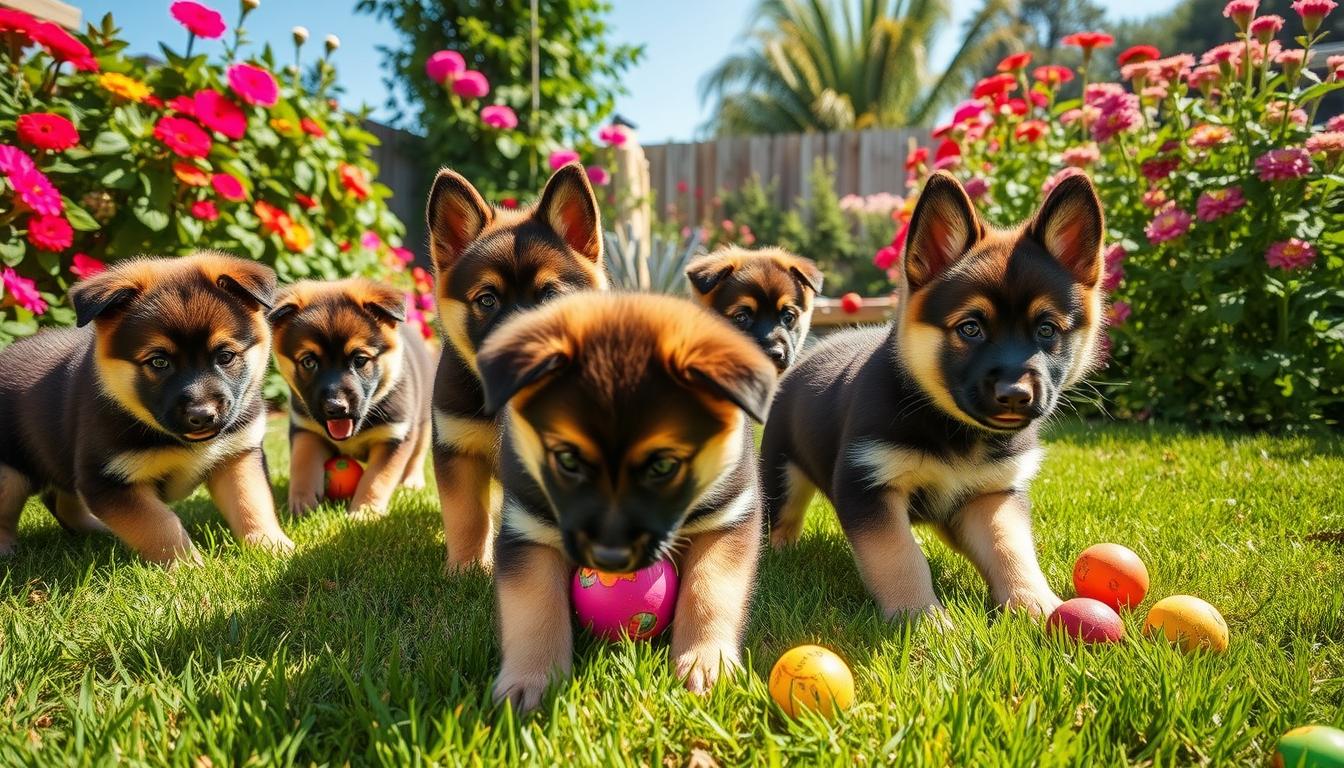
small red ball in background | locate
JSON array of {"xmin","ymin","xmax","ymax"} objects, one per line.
[
  {"xmin": 840, "ymin": 292, "xmax": 863, "ymax": 314},
  {"xmin": 1047, "ymin": 597, "xmax": 1125, "ymax": 644},
  {"xmin": 324, "ymin": 456, "xmax": 363, "ymax": 500},
  {"xmin": 1073, "ymin": 543, "xmax": 1149, "ymax": 611}
]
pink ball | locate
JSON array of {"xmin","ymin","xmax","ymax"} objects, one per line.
[
  {"xmin": 571, "ymin": 560, "xmax": 678, "ymax": 641},
  {"xmin": 1047, "ymin": 597, "xmax": 1126, "ymax": 644}
]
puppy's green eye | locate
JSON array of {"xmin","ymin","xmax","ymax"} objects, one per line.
[
  {"xmin": 300, "ymin": 356, "xmax": 318, "ymax": 370},
  {"xmin": 647, "ymin": 455, "xmax": 681, "ymax": 480},
  {"xmin": 475, "ymin": 292, "xmax": 498, "ymax": 310},
  {"xmin": 553, "ymin": 448, "xmax": 583, "ymax": 477},
  {"xmin": 148, "ymin": 356, "xmax": 170, "ymax": 370},
  {"xmin": 957, "ymin": 320, "xmax": 983, "ymax": 339},
  {"xmin": 1037, "ymin": 322, "xmax": 1058, "ymax": 340},
  {"xmin": 732, "ymin": 311, "xmax": 751, "ymax": 328}
]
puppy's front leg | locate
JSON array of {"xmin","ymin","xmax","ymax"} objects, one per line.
[
  {"xmin": 207, "ymin": 448, "xmax": 294, "ymax": 554},
  {"xmin": 834, "ymin": 477, "xmax": 945, "ymax": 623},
  {"xmin": 287, "ymin": 429, "xmax": 332, "ymax": 516},
  {"xmin": 948, "ymin": 491, "xmax": 1060, "ymax": 617},
  {"xmin": 349, "ymin": 437, "xmax": 417, "ymax": 517},
  {"xmin": 493, "ymin": 537, "xmax": 572, "ymax": 713},
  {"xmin": 671, "ymin": 504, "xmax": 761, "ymax": 694},
  {"xmin": 434, "ymin": 449, "xmax": 495, "ymax": 571},
  {"xmin": 84, "ymin": 482, "xmax": 200, "ymax": 565}
]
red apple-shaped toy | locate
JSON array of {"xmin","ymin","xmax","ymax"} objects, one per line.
[
  {"xmin": 1047, "ymin": 597, "xmax": 1125, "ymax": 644},
  {"xmin": 571, "ymin": 560, "xmax": 678, "ymax": 641},
  {"xmin": 840, "ymin": 292, "xmax": 863, "ymax": 314},
  {"xmin": 1073, "ymin": 543, "xmax": 1150, "ymax": 611},
  {"xmin": 323, "ymin": 456, "xmax": 363, "ymax": 500}
]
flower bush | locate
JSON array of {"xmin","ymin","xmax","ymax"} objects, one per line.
[
  {"xmin": 0, "ymin": 4, "xmax": 425, "ymax": 345},
  {"xmin": 885, "ymin": 4, "xmax": 1344, "ymax": 430}
]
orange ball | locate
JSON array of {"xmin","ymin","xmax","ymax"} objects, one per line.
[
  {"xmin": 1073, "ymin": 543, "xmax": 1149, "ymax": 611},
  {"xmin": 323, "ymin": 456, "xmax": 364, "ymax": 500}
]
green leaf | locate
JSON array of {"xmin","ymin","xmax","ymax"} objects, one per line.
[
  {"xmin": 63, "ymin": 202, "xmax": 101, "ymax": 232},
  {"xmin": 90, "ymin": 131, "xmax": 131, "ymax": 156},
  {"xmin": 0, "ymin": 238, "xmax": 25, "ymax": 267}
]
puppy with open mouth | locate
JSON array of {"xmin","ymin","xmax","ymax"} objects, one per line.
[
  {"xmin": 686, "ymin": 246, "xmax": 823, "ymax": 371},
  {"xmin": 425, "ymin": 162, "xmax": 608, "ymax": 571},
  {"xmin": 0, "ymin": 252, "xmax": 291, "ymax": 563},
  {"xmin": 476, "ymin": 292, "xmax": 777, "ymax": 712},
  {"xmin": 269, "ymin": 278, "xmax": 435, "ymax": 516},
  {"xmin": 761, "ymin": 171, "xmax": 1109, "ymax": 622}
]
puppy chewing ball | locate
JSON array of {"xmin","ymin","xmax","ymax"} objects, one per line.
[{"xmin": 571, "ymin": 560, "xmax": 678, "ymax": 641}]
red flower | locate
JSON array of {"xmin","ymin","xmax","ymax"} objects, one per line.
[
  {"xmin": 193, "ymin": 90, "xmax": 246, "ymax": 140},
  {"xmin": 996, "ymin": 51, "xmax": 1033, "ymax": 72},
  {"xmin": 972, "ymin": 73, "xmax": 1017, "ymax": 100},
  {"xmin": 934, "ymin": 140, "xmax": 961, "ymax": 170},
  {"xmin": 1003, "ymin": 97, "xmax": 1030, "ymax": 116},
  {"xmin": 27, "ymin": 214, "xmax": 73, "ymax": 252},
  {"xmin": 17, "ymin": 113, "xmax": 79, "ymax": 151},
  {"xmin": 0, "ymin": 9, "xmax": 38, "ymax": 44},
  {"xmin": 227, "ymin": 63, "xmax": 279, "ymax": 107},
  {"xmin": 168, "ymin": 95, "xmax": 196, "ymax": 116},
  {"xmin": 339, "ymin": 163, "xmax": 371, "ymax": 200},
  {"xmin": 154, "ymin": 116, "xmax": 212, "ymax": 158},
  {"xmin": 211, "ymin": 172, "xmax": 246, "ymax": 201},
  {"xmin": 170, "ymin": 1, "xmax": 226, "ymax": 39},
  {"xmin": 295, "ymin": 193, "xmax": 319, "ymax": 209},
  {"xmin": 905, "ymin": 146, "xmax": 929, "ymax": 171},
  {"xmin": 70, "ymin": 253, "xmax": 106, "ymax": 279},
  {"xmin": 1292, "ymin": 0, "xmax": 1337, "ymax": 33},
  {"xmin": 1118, "ymin": 45, "xmax": 1161, "ymax": 65},
  {"xmin": 300, "ymin": 117, "xmax": 324, "ymax": 137},
  {"xmin": 1061, "ymin": 31, "xmax": 1115, "ymax": 51},
  {"xmin": 1015, "ymin": 120, "xmax": 1047, "ymax": 143},
  {"xmin": 254, "ymin": 200, "xmax": 289, "ymax": 233},
  {"xmin": 28, "ymin": 20, "xmax": 97, "ymax": 71},
  {"xmin": 1033, "ymin": 65, "xmax": 1075, "ymax": 87},
  {"xmin": 190, "ymin": 200, "xmax": 219, "ymax": 221}
]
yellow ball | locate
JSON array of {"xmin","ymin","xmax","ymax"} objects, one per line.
[
  {"xmin": 1144, "ymin": 595, "xmax": 1229, "ymax": 653},
  {"xmin": 768, "ymin": 645, "xmax": 855, "ymax": 718}
]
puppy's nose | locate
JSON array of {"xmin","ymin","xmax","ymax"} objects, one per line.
[
  {"xmin": 765, "ymin": 346, "xmax": 789, "ymax": 369},
  {"xmin": 993, "ymin": 379, "xmax": 1034, "ymax": 411},
  {"xmin": 183, "ymin": 403, "xmax": 220, "ymax": 430},
  {"xmin": 322, "ymin": 397, "xmax": 349, "ymax": 418},
  {"xmin": 588, "ymin": 543, "xmax": 635, "ymax": 572}
]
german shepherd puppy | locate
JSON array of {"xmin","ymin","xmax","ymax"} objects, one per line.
[
  {"xmin": 686, "ymin": 246, "xmax": 823, "ymax": 371},
  {"xmin": 269, "ymin": 278, "xmax": 434, "ymax": 516},
  {"xmin": 426, "ymin": 163, "xmax": 607, "ymax": 570},
  {"xmin": 477, "ymin": 292, "xmax": 777, "ymax": 711},
  {"xmin": 0, "ymin": 252, "xmax": 291, "ymax": 563},
  {"xmin": 761, "ymin": 171, "xmax": 1107, "ymax": 621}
]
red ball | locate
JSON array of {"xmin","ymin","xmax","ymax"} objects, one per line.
[
  {"xmin": 840, "ymin": 292, "xmax": 863, "ymax": 314},
  {"xmin": 323, "ymin": 456, "xmax": 364, "ymax": 500},
  {"xmin": 1047, "ymin": 597, "xmax": 1125, "ymax": 644},
  {"xmin": 1073, "ymin": 543, "xmax": 1149, "ymax": 611}
]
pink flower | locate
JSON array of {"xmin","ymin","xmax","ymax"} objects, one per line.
[
  {"xmin": 26, "ymin": 213, "xmax": 72, "ymax": 252},
  {"xmin": 1108, "ymin": 301, "xmax": 1132, "ymax": 326},
  {"xmin": 1033, "ymin": 65, "xmax": 1075, "ymax": 87},
  {"xmin": 361, "ymin": 230, "xmax": 382, "ymax": 250},
  {"xmin": 1306, "ymin": 131, "xmax": 1344, "ymax": 158},
  {"xmin": 426, "ymin": 50, "xmax": 466, "ymax": 84},
  {"xmin": 1196, "ymin": 187, "xmax": 1246, "ymax": 221},
  {"xmin": 211, "ymin": 172, "xmax": 246, "ymax": 201},
  {"xmin": 1141, "ymin": 156, "xmax": 1180, "ymax": 181},
  {"xmin": 1328, "ymin": 114, "xmax": 1344, "ymax": 131},
  {"xmin": 170, "ymin": 1, "xmax": 225, "ymax": 39},
  {"xmin": 1223, "ymin": 0, "xmax": 1259, "ymax": 29},
  {"xmin": 1090, "ymin": 91, "xmax": 1141, "ymax": 142},
  {"xmin": 934, "ymin": 139, "xmax": 961, "ymax": 170},
  {"xmin": 1330, "ymin": 55, "xmax": 1344, "ymax": 80},
  {"xmin": 392, "ymin": 246, "xmax": 415, "ymax": 265},
  {"xmin": 1102, "ymin": 262, "xmax": 1124, "ymax": 292},
  {"xmin": 480, "ymin": 105, "xmax": 518, "ymax": 130},
  {"xmin": 1061, "ymin": 31, "xmax": 1115, "ymax": 51},
  {"xmin": 1104, "ymin": 243, "xmax": 1127, "ymax": 272},
  {"xmin": 1265, "ymin": 100, "xmax": 1308, "ymax": 126},
  {"xmin": 16, "ymin": 113, "xmax": 79, "ymax": 151},
  {"xmin": 1062, "ymin": 143, "xmax": 1100, "ymax": 167},
  {"xmin": 874, "ymin": 245, "xmax": 900, "ymax": 270},
  {"xmin": 1, "ymin": 267, "xmax": 47, "ymax": 315},
  {"xmin": 963, "ymin": 177, "xmax": 989, "ymax": 200},
  {"xmin": 1265, "ymin": 238, "xmax": 1317, "ymax": 270},
  {"xmin": 1041, "ymin": 168, "xmax": 1076, "ymax": 195},
  {"xmin": 154, "ymin": 116, "xmax": 212, "ymax": 158},
  {"xmin": 1248, "ymin": 15, "xmax": 1284, "ymax": 42},
  {"xmin": 548, "ymin": 149, "xmax": 580, "ymax": 170},
  {"xmin": 452, "ymin": 71, "xmax": 489, "ymax": 99},
  {"xmin": 1275, "ymin": 48, "xmax": 1307, "ymax": 79},
  {"xmin": 70, "ymin": 253, "xmax": 105, "ymax": 279},
  {"xmin": 1142, "ymin": 187, "xmax": 1168, "ymax": 209},
  {"xmin": 1292, "ymin": 0, "xmax": 1337, "ymax": 32},
  {"xmin": 190, "ymin": 200, "xmax": 219, "ymax": 221},
  {"xmin": 193, "ymin": 90, "xmax": 246, "ymax": 140},
  {"xmin": 1121, "ymin": 61, "xmax": 1160, "ymax": 86},
  {"xmin": 598, "ymin": 124, "xmax": 631, "ymax": 146},
  {"xmin": 1256, "ymin": 147, "xmax": 1313, "ymax": 181},
  {"xmin": 226, "ymin": 63, "xmax": 279, "ymax": 107},
  {"xmin": 0, "ymin": 144, "xmax": 36, "ymax": 177},
  {"xmin": 1189, "ymin": 124, "xmax": 1232, "ymax": 149},
  {"xmin": 1145, "ymin": 203, "xmax": 1192, "ymax": 243},
  {"xmin": 586, "ymin": 165, "xmax": 610, "ymax": 186},
  {"xmin": 1187, "ymin": 65, "xmax": 1222, "ymax": 95},
  {"xmin": 11, "ymin": 168, "xmax": 62, "ymax": 216},
  {"xmin": 28, "ymin": 20, "xmax": 98, "ymax": 72}
]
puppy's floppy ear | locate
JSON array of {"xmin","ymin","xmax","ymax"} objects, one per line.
[
  {"xmin": 213, "ymin": 258, "xmax": 276, "ymax": 311},
  {"xmin": 427, "ymin": 167, "xmax": 493, "ymax": 273},
  {"xmin": 904, "ymin": 171, "xmax": 983, "ymax": 291},
  {"xmin": 1029, "ymin": 171, "xmax": 1105, "ymax": 286},
  {"xmin": 71, "ymin": 270, "xmax": 138, "ymax": 328},
  {"xmin": 670, "ymin": 322, "xmax": 778, "ymax": 423},
  {"xmin": 787, "ymin": 257, "xmax": 824, "ymax": 294},
  {"xmin": 477, "ymin": 320, "xmax": 571, "ymax": 415},
  {"xmin": 537, "ymin": 162, "xmax": 602, "ymax": 264},
  {"xmin": 267, "ymin": 287, "xmax": 301, "ymax": 327},
  {"xmin": 685, "ymin": 256, "xmax": 734, "ymax": 295},
  {"xmin": 357, "ymin": 281, "xmax": 408, "ymax": 325}
]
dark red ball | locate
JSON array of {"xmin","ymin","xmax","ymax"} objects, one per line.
[
  {"xmin": 1047, "ymin": 597, "xmax": 1125, "ymax": 644},
  {"xmin": 840, "ymin": 292, "xmax": 863, "ymax": 314}
]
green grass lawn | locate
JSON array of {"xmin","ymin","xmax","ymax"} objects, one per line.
[{"xmin": 2, "ymin": 418, "xmax": 1341, "ymax": 766}]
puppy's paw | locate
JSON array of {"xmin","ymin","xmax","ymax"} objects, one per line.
[
  {"xmin": 674, "ymin": 644, "xmax": 741, "ymax": 695},
  {"xmin": 443, "ymin": 550, "xmax": 493, "ymax": 576},
  {"xmin": 348, "ymin": 502, "xmax": 388, "ymax": 521},
  {"xmin": 164, "ymin": 545, "xmax": 205, "ymax": 570},
  {"xmin": 244, "ymin": 530, "xmax": 295, "ymax": 555},
  {"xmin": 1003, "ymin": 587, "xmax": 1062, "ymax": 619},
  {"xmin": 492, "ymin": 667, "xmax": 554, "ymax": 714},
  {"xmin": 883, "ymin": 600, "xmax": 952, "ymax": 630},
  {"xmin": 769, "ymin": 524, "xmax": 801, "ymax": 551},
  {"xmin": 402, "ymin": 472, "xmax": 426, "ymax": 491},
  {"xmin": 287, "ymin": 490, "xmax": 322, "ymax": 517}
]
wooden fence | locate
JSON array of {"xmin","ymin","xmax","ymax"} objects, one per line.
[
  {"xmin": 365, "ymin": 121, "xmax": 430, "ymax": 262},
  {"xmin": 642, "ymin": 128, "xmax": 926, "ymax": 223}
]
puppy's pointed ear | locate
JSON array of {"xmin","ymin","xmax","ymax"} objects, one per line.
[
  {"xmin": 358, "ymin": 281, "xmax": 407, "ymax": 325},
  {"xmin": 537, "ymin": 163, "xmax": 602, "ymax": 263},
  {"xmin": 477, "ymin": 325, "xmax": 571, "ymax": 415},
  {"xmin": 71, "ymin": 271, "xmax": 138, "ymax": 327},
  {"xmin": 788, "ymin": 257, "xmax": 824, "ymax": 294},
  {"xmin": 685, "ymin": 256, "xmax": 734, "ymax": 295},
  {"xmin": 427, "ymin": 168, "xmax": 493, "ymax": 273},
  {"xmin": 267, "ymin": 295, "xmax": 300, "ymax": 327},
  {"xmin": 905, "ymin": 171, "xmax": 983, "ymax": 291},
  {"xmin": 213, "ymin": 259, "xmax": 276, "ymax": 311},
  {"xmin": 1029, "ymin": 171, "xmax": 1105, "ymax": 286}
]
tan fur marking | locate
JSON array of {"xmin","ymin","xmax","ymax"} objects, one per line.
[
  {"xmin": 955, "ymin": 296, "xmax": 997, "ymax": 323},
  {"xmin": 437, "ymin": 298, "xmax": 477, "ymax": 373},
  {"xmin": 104, "ymin": 415, "xmax": 268, "ymax": 501},
  {"xmin": 51, "ymin": 492, "xmax": 108, "ymax": 534},
  {"xmin": 0, "ymin": 465, "xmax": 33, "ymax": 555},
  {"xmin": 848, "ymin": 441, "xmax": 1043, "ymax": 515},
  {"xmin": 492, "ymin": 543, "xmax": 574, "ymax": 712},
  {"xmin": 898, "ymin": 320, "xmax": 984, "ymax": 430},
  {"xmin": 435, "ymin": 451, "xmax": 497, "ymax": 571},
  {"xmin": 206, "ymin": 450, "xmax": 293, "ymax": 552},
  {"xmin": 92, "ymin": 485, "xmax": 199, "ymax": 565},
  {"xmin": 287, "ymin": 429, "xmax": 333, "ymax": 515},
  {"xmin": 95, "ymin": 356, "xmax": 165, "ymax": 432},
  {"xmin": 945, "ymin": 491, "xmax": 1060, "ymax": 616},
  {"xmin": 348, "ymin": 437, "xmax": 420, "ymax": 517},
  {"xmin": 769, "ymin": 463, "xmax": 817, "ymax": 549},
  {"xmin": 432, "ymin": 408, "xmax": 496, "ymax": 457},
  {"xmin": 848, "ymin": 491, "xmax": 945, "ymax": 620}
]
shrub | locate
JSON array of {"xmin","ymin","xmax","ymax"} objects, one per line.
[
  {"xmin": 885, "ymin": 9, "xmax": 1344, "ymax": 431},
  {"xmin": 0, "ymin": 4, "xmax": 420, "ymax": 346}
]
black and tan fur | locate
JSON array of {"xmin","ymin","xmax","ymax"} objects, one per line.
[
  {"xmin": 686, "ymin": 246, "xmax": 823, "ymax": 371},
  {"xmin": 426, "ymin": 163, "xmax": 608, "ymax": 571},
  {"xmin": 477, "ymin": 292, "xmax": 777, "ymax": 712},
  {"xmin": 761, "ymin": 171, "xmax": 1108, "ymax": 622},
  {"xmin": 0, "ymin": 252, "xmax": 291, "ymax": 563},
  {"xmin": 269, "ymin": 279, "xmax": 434, "ymax": 517}
]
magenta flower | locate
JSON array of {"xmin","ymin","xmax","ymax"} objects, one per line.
[
  {"xmin": 426, "ymin": 50, "xmax": 466, "ymax": 84},
  {"xmin": 1248, "ymin": 15, "xmax": 1284, "ymax": 42},
  {"xmin": 1090, "ymin": 91, "xmax": 1141, "ymax": 142},
  {"xmin": 452, "ymin": 71, "xmax": 489, "ymax": 99},
  {"xmin": 963, "ymin": 177, "xmax": 989, "ymax": 200},
  {"xmin": 1103, "ymin": 263, "xmax": 1124, "ymax": 292},
  {"xmin": 873, "ymin": 245, "xmax": 900, "ymax": 270},
  {"xmin": 211, "ymin": 172, "xmax": 246, "ymax": 201},
  {"xmin": 1265, "ymin": 238, "xmax": 1317, "ymax": 270},
  {"xmin": 70, "ymin": 253, "xmax": 105, "ymax": 280},
  {"xmin": 190, "ymin": 200, "xmax": 219, "ymax": 221},
  {"xmin": 11, "ymin": 169, "xmax": 63, "ymax": 216},
  {"xmin": 26, "ymin": 213, "xmax": 72, "ymax": 252},
  {"xmin": 0, "ymin": 144, "xmax": 36, "ymax": 177},
  {"xmin": 1328, "ymin": 114, "xmax": 1344, "ymax": 131},
  {"xmin": 154, "ymin": 116, "xmax": 212, "ymax": 158},
  {"xmin": 171, "ymin": 1, "xmax": 226, "ymax": 40},
  {"xmin": 392, "ymin": 246, "xmax": 415, "ymax": 266},
  {"xmin": 1, "ymin": 267, "xmax": 47, "ymax": 315},
  {"xmin": 598, "ymin": 124, "xmax": 631, "ymax": 147},
  {"xmin": 1256, "ymin": 147, "xmax": 1313, "ymax": 181},
  {"xmin": 361, "ymin": 230, "xmax": 382, "ymax": 250},
  {"xmin": 1196, "ymin": 187, "xmax": 1246, "ymax": 221},
  {"xmin": 548, "ymin": 149, "xmax": 580, "ymax": 170},
  {"xmin": 1141, "ymin": 156, "xmax": 1180, "ymax": 182},
  {"xmin": 1292, "ymin": 0, "xmax": 1337, "ymax": 32},
  {"xmin": 586, "ymin": 165, "xmax": 610, "ymax": 186},
  {"xmin": 226, "ymin": 63, "xmax": 278, "ymax": 108},
  {"xmin": 1108, "ymin": 301, "xmax": 1132, "ymax": 326},
  {"xmin": 1062, "ymin": 143, "xmax": 1100, "ymax": 167},
  {"xmin": 1145, "ymin": 203, "xmax": 1192, "ymax": 244},
  {"xmin": 193, "ymin": 89, "xmax": 247, "ymax": 140},
  {"xmin": 1223, "ymin": 0, "xmax": 1259, "ymax": 29},
  {"xmin": 1142, "ymin": 187, "xmax": 1169, "ymax": 209},
  {"xmin": 480, "ymin": 105, "xmax": 518, "ymax": 130}
]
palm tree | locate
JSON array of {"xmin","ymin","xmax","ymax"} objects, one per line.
[{"xmin": 700, "ymin": 0, "xmax": 1022, "ymax": 134}]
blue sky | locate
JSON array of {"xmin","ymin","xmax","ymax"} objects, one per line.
[{"xmin": 76, "ymin": 0, "xmax": 1181, "ymax": 143}]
